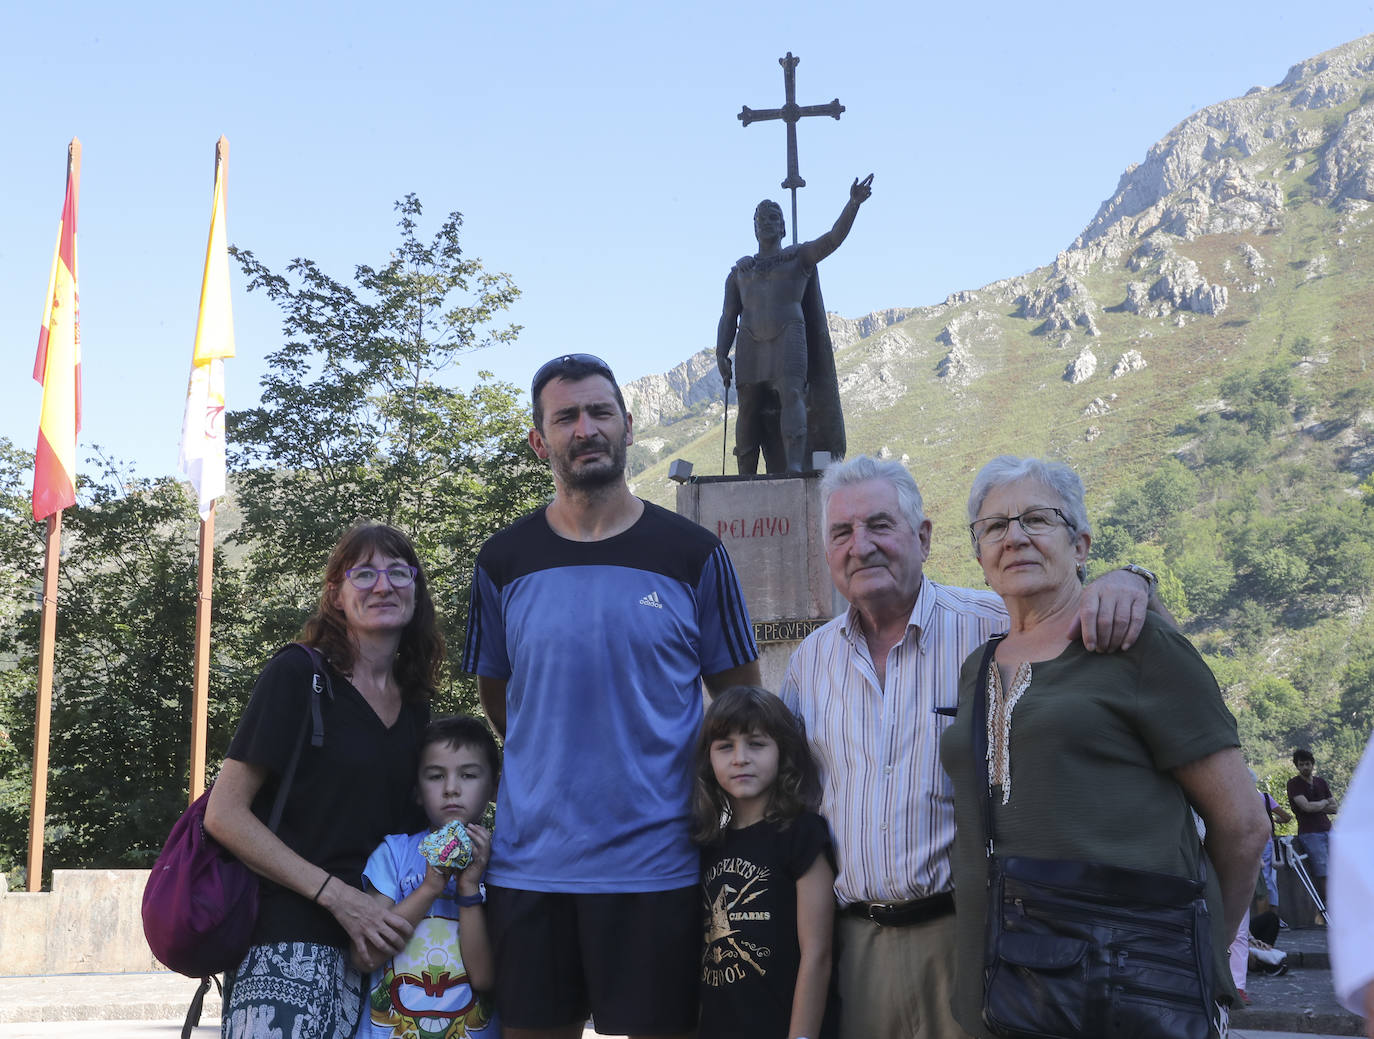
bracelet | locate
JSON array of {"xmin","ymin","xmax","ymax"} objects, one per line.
[
  {"xmin": 455, "ymin": 890, "xmax": 485, "ymax": 907},
  {"xmin": 313, "ymin": 873, "xmax": 335, "ymax": 903}
]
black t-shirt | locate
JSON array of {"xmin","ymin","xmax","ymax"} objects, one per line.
[
  {"xmin": 699, "ymin": 812, "xmax": 832, "ymax": 1039},
  {"xmin": 226, "ymin": 647, "xmax": 429, "ymax": 947}
]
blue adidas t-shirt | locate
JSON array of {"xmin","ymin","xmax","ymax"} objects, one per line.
[{"xmin": 463, "ymin": 502, "xmax": 757, "ymax": 892}]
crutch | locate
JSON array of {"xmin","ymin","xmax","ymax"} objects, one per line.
[{"xmin": 1279, "ymin": 834, "xmax": 1331, "ymax": 922}]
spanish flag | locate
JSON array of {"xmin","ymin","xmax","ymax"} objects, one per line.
[
  {"xmin": 178, "ymin": 138, "xmax": 235, "ymax": 519},
  {"xmin": 32, "ymin": 162, "xmax": 81, "ymax": 521}
]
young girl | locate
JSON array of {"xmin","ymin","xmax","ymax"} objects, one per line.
[{"xmin": 693, "ymin": 686, "xmax": 835, "ymax": 1039}]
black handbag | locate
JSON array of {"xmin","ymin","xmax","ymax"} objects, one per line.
[{"xmin": 971, "ymin": 638, "xmax": 1217, "ymax": 1039}]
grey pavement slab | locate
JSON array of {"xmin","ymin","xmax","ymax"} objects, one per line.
[{"xmin": 0, "ymin": 972, "xmax": 218, "ymax": 1024}]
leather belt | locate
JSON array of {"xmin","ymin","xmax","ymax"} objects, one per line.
[{"xmin": 841, "ymin": 890, "xmax": 955, "ymax": 927}]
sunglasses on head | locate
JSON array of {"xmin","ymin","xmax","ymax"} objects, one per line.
[{"xmin": 530, "ymin": 353, "xmax": 617, "ymax": 401}]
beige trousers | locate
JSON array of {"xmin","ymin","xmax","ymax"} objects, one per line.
[{"xmin": 834, "ymin": 910, "xmax": 974, "ymax": 1039}]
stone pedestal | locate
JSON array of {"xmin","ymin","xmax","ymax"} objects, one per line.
[{"xmin": 677, "ymin": 473, "xmax": 842, "ymax": 691}]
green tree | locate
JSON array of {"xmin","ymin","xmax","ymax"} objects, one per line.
[
  {"xmin": 1250, "ymin": 546, "xmax": 1310, "ymax": 602},
  {"xmin": 1172, "ymin": 548, "xmax": 1235, "ymax": 616},
  {"xmin": 1263, "ymin": 500, "xmax": 1374, "ymax": 601},
  {"xmin": 0, "ymin": 451, "xmax": 256, "ymax": 879},
  {"xmin": 0, "ymin": 439, "xmax": 42, "ymax": 879},
  {"xmin": 1196, "ymin": 414, "xmax": 1264, "ymax": 471},
  {"xmin": 227, "ymin": 195, "xmax": 552, "ymax": 711}
]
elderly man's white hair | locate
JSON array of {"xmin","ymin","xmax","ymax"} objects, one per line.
[{"xmin": 820, "ymin": 455, "xmax": 925, "ymax": 534}]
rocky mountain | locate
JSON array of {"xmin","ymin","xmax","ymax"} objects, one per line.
[
  {"xmin": 630, "ymin": 34, "xmax": 1374, "ymax": 520},
  {"xmin": 626, "ymin": 36, "xmax": 1374, "ymax": 786}
]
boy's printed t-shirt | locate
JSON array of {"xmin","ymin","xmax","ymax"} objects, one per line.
[{"xmin": 361, "ymin": 832, "xmax": 499, "ymax": 1039}]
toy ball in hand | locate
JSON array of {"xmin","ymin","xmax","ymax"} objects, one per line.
[{"xmin": 420, "ymin": 819, "xmax": 473, "ymax": 870}]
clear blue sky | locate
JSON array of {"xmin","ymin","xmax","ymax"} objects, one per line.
[{"xmin": 3, "ymin": 1, "xmax": 1372, "ymax": 481}]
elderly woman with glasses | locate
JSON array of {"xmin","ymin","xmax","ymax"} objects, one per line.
[
  {"xmin": 206, "ymin": 522, "xmax": 442, "ymax": 1039},
  {"xmin": 938, "ymin": 456, "xmax": 1269, "ymax": 1038}
]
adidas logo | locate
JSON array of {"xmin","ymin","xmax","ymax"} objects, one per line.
[{"xmin": 639, "ymin": 591, "xmax": 664, "ymax": 609}]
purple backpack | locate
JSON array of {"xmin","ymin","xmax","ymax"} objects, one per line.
[
  {"xmin": 141, "ymin": 788, "xmax": 259, "ymax": 977},
  {"xmin": 142, "ymin": 644, "xmax": 331, "ymax": 978}
]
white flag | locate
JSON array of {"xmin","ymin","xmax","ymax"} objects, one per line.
[{"xmin": 179, "ymin": 141, "xmax": 235, "ymax": 519}]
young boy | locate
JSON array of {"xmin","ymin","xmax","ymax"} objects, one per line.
[{"xmin": 357, "ymin": 716, "xmax": 501, "ymax": 1039}]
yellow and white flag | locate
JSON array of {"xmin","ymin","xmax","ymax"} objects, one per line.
[{"xmin": 179, "ymin": 139, "xmax": 236, "ymax": 519}]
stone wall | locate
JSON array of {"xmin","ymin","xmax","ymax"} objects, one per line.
[{"xmin": 0, "ymin": 869, "xmax": 161, "ymax": 975}]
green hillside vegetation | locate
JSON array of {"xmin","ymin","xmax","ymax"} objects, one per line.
[{"xmin": 629, "ymin": 51, "xmax": 1374, "ymax": 800}]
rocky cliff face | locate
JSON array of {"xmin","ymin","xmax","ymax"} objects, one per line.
[
  {"xmin": 982, "ymin": 35, "xmax": 1374, "ymax": 346},
  {"xmin": 1076, "ymin": 39, "xmax": 1374, "ymax": 257},
  {"xmin": 623, "ymin": 307, "xmax": 919, "ymax": 426}
]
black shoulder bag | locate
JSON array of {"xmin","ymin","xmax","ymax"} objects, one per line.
[{"xmin": 971, "ymin": 637, "xmax": 1217, "ymax": 1039}]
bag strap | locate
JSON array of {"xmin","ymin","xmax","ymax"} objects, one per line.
[
  {"xmin": 181, "ymin": 974, "xmax": 221, "ymax": 1038},
  {"xmin": 262, "ymin": 643, "xmax": 334, "ymax": 833},
  {"xmin": 291, "ymin": 642, "xmax": 332, "ymax": 748},
  {"xmin": 971, "ymin": 635, "xmax": 1004, "ymax": 858}
]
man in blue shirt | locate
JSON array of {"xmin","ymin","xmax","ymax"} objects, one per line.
[{"xmin": 464, "ymin": 353, "xmax": 760, "ymax": 1039}]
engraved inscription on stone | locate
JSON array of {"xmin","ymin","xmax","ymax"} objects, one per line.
[
  {"xmin": 754, "ymin": 618, "xmax": 826, "ymax": 644},
  {"xmin": 717, "ymin": 515, "xmax": 792, "ymax": 539}
]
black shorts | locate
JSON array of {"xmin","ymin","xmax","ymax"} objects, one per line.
[{"xmin": 486, "ymin": 885, "xmax": 700, "ymax": 1034}]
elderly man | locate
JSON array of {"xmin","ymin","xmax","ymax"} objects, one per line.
[
  {"xmin": 780, "ymin": 454, "xmax": 1161, "ymax": 1039},
  {"xmin": 464, "ymin": 353, "xmax": 760, "ymax": 1039}
]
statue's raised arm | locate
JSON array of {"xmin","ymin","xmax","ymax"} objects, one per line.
[{"xmin": 799, "ymin": 174, "xmax": 874, "ymax": 266}]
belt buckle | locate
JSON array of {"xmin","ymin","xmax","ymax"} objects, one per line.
[{"xmin": 867, "ymin": 900, "xmax": 899, "ymax": 923}]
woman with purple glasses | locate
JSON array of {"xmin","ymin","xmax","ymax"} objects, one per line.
[{"xmin": 206, "ymin": 522, "xmax": 442, "ymax": 1039}]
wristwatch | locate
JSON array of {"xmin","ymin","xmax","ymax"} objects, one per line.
[{"xmin": 1121, "ymin": 563, "xmax": 1157, "ymax": 591}]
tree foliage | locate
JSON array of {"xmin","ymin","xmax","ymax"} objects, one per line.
[
  {"xmin": 226, "ymin": 194, "xmax": 551, "ymax": 710},
  {"xmin": 0, "ymin": 449, "xmax": 256, "ymax": 880},
  {"xmin": 1, "ymin": 195, "xmax": 552, "ymax": 880}
]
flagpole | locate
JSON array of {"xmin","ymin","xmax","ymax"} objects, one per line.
[
  {"xmin": 28, "ymin": 512, "xmax": 61, "ymax": 892},
  {"xmin": 188, "ymin": 136, "xmax": 228, "ymax": 805},
  {"xmin": 189, "ymin": 505, "xmax": 213, "ymax": 803},
  {"xmin": 27, "ymin": 137, "xmax": 80, "ymax": 892}
]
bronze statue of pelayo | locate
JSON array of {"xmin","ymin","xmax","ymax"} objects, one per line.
[{"xmin": 716, "ymin": 174, "xmax": 872, "ymax": 475}]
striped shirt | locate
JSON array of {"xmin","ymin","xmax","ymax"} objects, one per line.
[{"xmin": 780, "ymin": 577, "xmax": 1007, "ymax": 905}]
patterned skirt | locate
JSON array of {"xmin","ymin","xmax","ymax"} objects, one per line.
[{"xmin": 223, "ymin": 941, "xmax": 363, "ymax": 1039}]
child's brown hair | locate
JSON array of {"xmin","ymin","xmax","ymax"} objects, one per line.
[{"xmin": 691, "ymin": 686, "xmax": 820, "ymax": 845}]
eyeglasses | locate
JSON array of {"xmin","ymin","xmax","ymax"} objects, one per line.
[
  {"xmin": 343, "ymin": 564, "xmax": 419, "ymax": 590},
  {"xmin": 531, "ymin": 353, "xmax": 616, "ymax": 400},
  {"xmin": 968, "ymin": 507, "xmax": 1072, "ymax": 546}
]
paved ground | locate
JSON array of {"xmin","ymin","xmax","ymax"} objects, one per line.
[
  {"xmin": 1230, "ymin": 925, "xmax": 1364, "ymax": 1037},
  {"xmin": 0, "ymin": 925, "xmax": 1362, "ymax": 1038}
]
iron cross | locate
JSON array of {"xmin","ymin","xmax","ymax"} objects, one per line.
[{"xmin": 738, "ymin": 52, "xmax": 845, "ymax": 244}]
